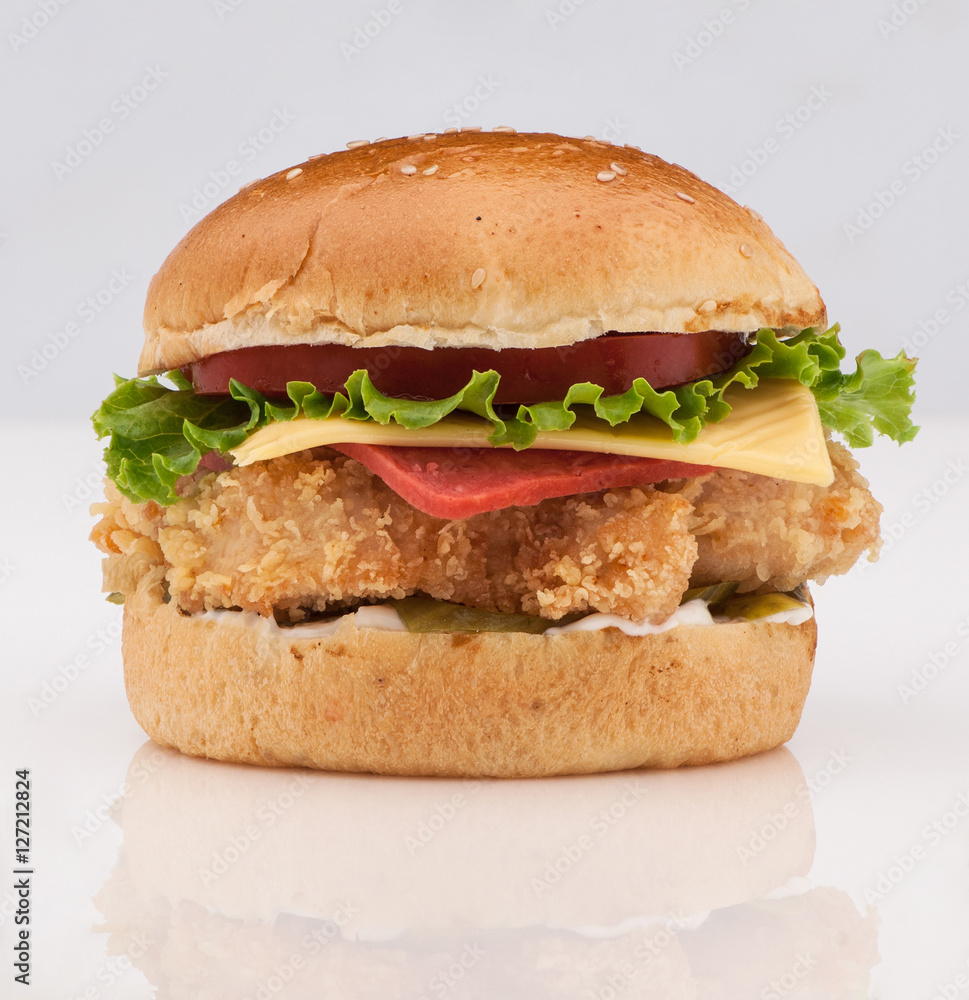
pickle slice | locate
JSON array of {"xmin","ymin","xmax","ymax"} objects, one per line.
[
  {"xmin": 383, "ymin": 584, "xmax": 807, "ymax": 634},
  {"xmin": 391, "ymin": 596, "xmax": 580, "ymax": 635},
  {"xmin": 679, "ymin": 581, "xmax": 740, "ymax": 606},
  {"xmin": 714, "ymin": 591, "xmax": 809, "ymax": 622}
]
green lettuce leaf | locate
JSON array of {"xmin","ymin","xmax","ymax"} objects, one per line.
[
  {"xmin": 813, "ymin": 348, "xmax": 919, "ymax": 447},
  {"xmin": 92, "ymin": 375, "xmax": 263, "ymax": 505},
  {"xmin": 92, "ymin": 325, "xmax": 918, "ymax": 505}
]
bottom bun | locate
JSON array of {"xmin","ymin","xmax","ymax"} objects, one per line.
[{"xmin": 123, "ymin": 574, "xmax": 817, "ymax": 777}]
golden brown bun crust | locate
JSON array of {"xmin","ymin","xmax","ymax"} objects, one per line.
[
  {"xmin": 140, "ymin": 131, "xmax": 825, "ymax": 373},
  {"xmin": 123, "ymin": 574, "xmax": 817, "ymax": 777}
]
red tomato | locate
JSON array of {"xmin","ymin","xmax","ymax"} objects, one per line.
[{"xmin": 185, "ymin": 331, "xmax": 750, "ymax": 403}]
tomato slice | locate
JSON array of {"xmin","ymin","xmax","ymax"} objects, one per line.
[{"xmin": 185, "ymin": 331, "xmax": 749, "ymax": 404}]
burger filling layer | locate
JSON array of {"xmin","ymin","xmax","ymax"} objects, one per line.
[{"xmin": 92, "ymin": 437, "xmax": 880, "ymax": 628}]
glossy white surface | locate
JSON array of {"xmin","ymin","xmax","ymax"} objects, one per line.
[
  {"xmin": 2, "ymin": 0, "xmax": 967, "ymax": 994},
  {"xmin": 0, "ymin": 419, "xmax": 966, "ymax": 998}
]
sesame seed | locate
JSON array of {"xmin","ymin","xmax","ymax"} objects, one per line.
[
  {"xmin": 374, "ymin": 137, "xmax": 389, "ymax": 142},
  {"xmin": 609, "ymin": 162, "xmax": 627, "ymax": 176},
  {"xmin": 675, "ymin": 191, "xmax": 695, "ymax": 203},
  {"xmin": 551, "ymin": 150, "xmax": 565, "ymax": 157},
  {"xmin": 443, "ymin": 127, "xmax": 459, "ymax": 133},
  {"xmin": 407, "ymin": 133, "xmax": 424, "ymax": 140},
  {"xmin": 583, "ymin": 135, "xmax": 596, "ymax": 141},
  {"xmin": 624, "ymin": 143, "xmax": 642, "ymax": 151},
  {"xmin": 422, "ymin": 133, "xmax": 437, "ymax": 141},
  {"xmin": 698, "ymin": 299, "xmax": 717, "ymax": 313},
  {"xmin": 423, "ymin": 164, "xmax": 439, "ymax": 175},
  {"xmin": 345, "ymin": 139, "xmax": 369, "ymax": 149},
  {"xmin": 462, "ymin": 125, "xmax": 483, "ymax": 132},
  {"xmin": 492, "ymin": 125, "xmax": 516, "ymax": 132},
  {"xmin": 739, "ymin": 244, "xmax": 753, "ymax": 258},
  {"xmin": 307, "ymin": 153, "xmax": 326, "ymax": 160},
  {"xmin": 597, "ymin": 170, "xmax": 616, "ymax": 182},
  {"xmin": 285, "ymin": 168, "xmax": 302, "ymax": 180},
  {"xmin": 745, "ymin": 206, "xmax": 763, "ymax": 221},
  {"xmin": 400, "ymin": 164, "xmax": 417, "ymax": 175},
  {"xmin": 471, "ymin": 267, "xmax": 486, "ymax": 289}
]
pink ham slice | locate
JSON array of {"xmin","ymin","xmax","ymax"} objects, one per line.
[
  {"xmin": 328, "ymin": 443, "xmax": 714, "ymax": 518},
  {"xmin": 198, "ymin": 450, "xmax": 234, "ymax": 473}
]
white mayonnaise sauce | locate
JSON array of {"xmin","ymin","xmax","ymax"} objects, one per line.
[
  {"xmin": 197, "ymin": 603, "xmax": 405, "ymax": 638},
  {"xmin": 196, "ymin": 597, "xmax": 812, "ymax": 636}
]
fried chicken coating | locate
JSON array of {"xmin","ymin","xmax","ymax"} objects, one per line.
[
  {"xmin": 91, "ymin": 438, "xmax": 881, "ymax": 623},
  {"xmin": 92, "ymin": 451, "xmax": 697, "ymax": 624},
  {"xmin": 670, "ymin": 438, "xmax": 882, "ymax": 592}
]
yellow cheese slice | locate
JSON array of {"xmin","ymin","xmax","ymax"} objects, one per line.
[{"xmin": 230, "ymin": 379, "xmax": 834, "ymax": 486}]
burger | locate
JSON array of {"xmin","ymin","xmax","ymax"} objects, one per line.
[{"xmin": 90, "ymin": 129, "xmax": 917, "ymax": 777}]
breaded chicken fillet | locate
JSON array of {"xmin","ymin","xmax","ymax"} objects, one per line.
[{"xmin": 92, "ymin": 437, "xmax": 880, "ymax": 626}]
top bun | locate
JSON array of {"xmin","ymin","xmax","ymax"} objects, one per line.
[{"xmin": 140, "ymin": 130, "xmax": 826, "ymax": 374}]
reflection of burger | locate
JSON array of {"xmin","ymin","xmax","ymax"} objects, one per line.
[
  {"xmin": 91, "ymin": 130, "xmax": 917, "ymax": 776},
  {"xmin": 93, "ymin": 744, "xmax": 880, "ymax": 999}
]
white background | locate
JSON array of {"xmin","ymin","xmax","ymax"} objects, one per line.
[{"xmin": 1, "ymin": 1, "xmax": 967, "ymax": 997}]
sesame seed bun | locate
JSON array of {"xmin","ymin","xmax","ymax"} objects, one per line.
[
  {"xmin": 139, "ymin": 130, "xmax": 825, "ymax": 374},
  {"xmin": 122, "ymin": 572, "xmax": 817, "ymax": 778}
]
